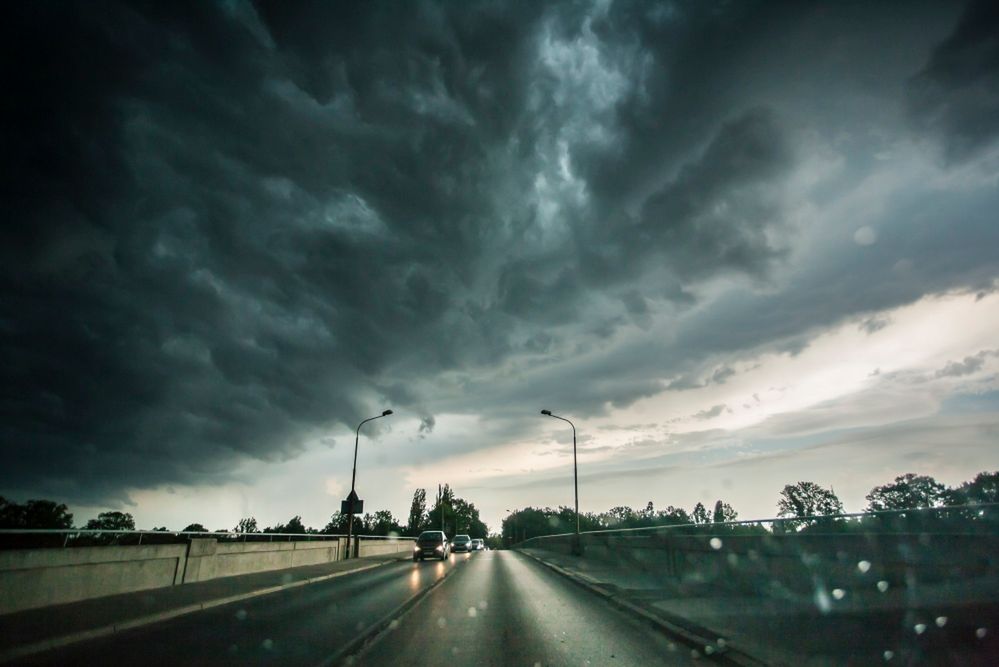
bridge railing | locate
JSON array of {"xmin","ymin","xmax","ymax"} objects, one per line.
[{"xmin": 518, "ymin": 503, "xmax": 999, "ymax": 598}]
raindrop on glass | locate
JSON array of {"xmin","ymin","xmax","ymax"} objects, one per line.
[
  {"xmin": 976, "ymin": 627, "xmax": 988, "ymax": 639},
  {"xmin": 261, "ymin": 639, "xmax": 274, "ymax": 651},
  {"xmin": 883, "ymin": 650, "xmax": 894, "ymax": 661},
  {"xmin": 467, "ymin": 607, "xmax": 478, "ymax": 618},
  {"xmin": 832, "ymin": 588, "xmax": 846, "ymax": 600},
  {"xmin": 437, "ymin": 617, "xmax": 447, "ymax": 628},
  {"xmin": 914, "ymin": 623, "xmax": 927, "ymax": 635},
  {"xmin": 877, "ymin": 580, "xmax": 889, "ymax": 592},
  {"xmin": 935, "ymin": 616, "xmax": 947, "ymax": 628},
  {"xmin": 234, "ymin": 609, "xmax": 248, "ymax": 621},
  {"xmin": 857, "ymin": 560, "xmax": 871, "ymax": 574},
  {"xmin": 709, "ymin": 537, "xmax": 722, "ymax": 550}
]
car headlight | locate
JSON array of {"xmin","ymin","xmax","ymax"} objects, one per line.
[
  {"xmin": 435, "ymin": 545, "xmax": 443, "ymax": 552},
  {"xmin": 414, "ymin": 545, "xmax": 420, "ymax": 551}
]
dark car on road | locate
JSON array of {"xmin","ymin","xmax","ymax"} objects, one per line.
[
  {"xmin": 414, "ymin": 530, "xmax": 449, "ymax": 561},
  {"xmin": 451, "ymin": 534, "xmax": 472, "ymax": 552}
]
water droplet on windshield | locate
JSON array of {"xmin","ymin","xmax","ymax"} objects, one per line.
[
  {"xmin": 389, "ymin": 619, "xmax": 400, "ymax": 630},
  {"xmin": 883, "ymin": 650, "xmax": 894, "ymax": 660},
  {"xmin": 437, "ymin": 616, "xmax": 447, "ymax": 628},
  {"xmin": 478, "ymin": 600, "xmax": 488, "ymax": 610},
  {"xmin": 976, "ymin": 627, "xmax": 988, "ymax": 639},
  {"xmin": 914, "ymin": 623, "xmax": 927, "ymax": 635},
  {"xmin": 261, "ymin": 639, "xmax": 274, "ymax": 651},
  {"xmin": 935, "ymin": 616, "xmax": 947, "ymax": 628},
  {"xmin": 709, "ymin": 538, "xmax": 722, "ymax": 550},
  {"xmin": 832, "ymin": 588, "xmax": 846, "ymax": 600},
  {"xmin": 877, "ymin": 580, "xmax": 889, "ymax": 592},
  {"xmin": 814, "ymin": 587, "xmax": 832, "ymax": 613},
  {"xmin": 234, "ymin": 609, "xmax": 247, "ymax": 621},
  {"xmin": 467, "ymin": 607, "xmax": 477, "ymax": 618},
  {"xmin": 857, "ymin": 560, "xmax": 871, "ymax": 573}
]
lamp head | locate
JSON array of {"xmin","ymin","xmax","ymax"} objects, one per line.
[
  {"xmin": 382, "ymin": 409, "xmax": 393, "ymax": 416},
  {"xmin": 540, "ymin": 409, "xmax": 552, "ymax": 416}
]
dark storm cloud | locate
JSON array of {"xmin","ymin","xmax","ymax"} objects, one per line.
[
  {"xmin": 907, "ymin": 0, "xmax": 999, "ymax": 162},
  {"xmin": 2, "ymin": 0, "xmax": 996, "ymax": 504}
]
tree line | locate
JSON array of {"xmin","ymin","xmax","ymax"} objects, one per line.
[
  {"xmin": 502, "ymin": 470, "xmax": 999, "ymax": 543},
  {"xmin": 0, "ymin": 483, "xmax": 489, "ymax": 539}
]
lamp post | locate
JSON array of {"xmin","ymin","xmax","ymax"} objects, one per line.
[
  {"xmin": 541, "ymin": 409, "xmax": 582, "ymax": 555},
  {"xmin": 346, "ymin": 409, "xmax": 393, "ymax": 559}
]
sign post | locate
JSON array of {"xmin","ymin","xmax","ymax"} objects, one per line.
[{"xmin": 344, "ymin": 490, "xmax": 363, "ymax": 558}]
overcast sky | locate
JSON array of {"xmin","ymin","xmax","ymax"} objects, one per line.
[{"xmin": 3, "ymin": 0, "xmax": 999, "ymax": 533}]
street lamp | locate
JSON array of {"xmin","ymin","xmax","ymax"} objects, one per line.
[
  {"xmin": 541, "ymin": 409, "xmax": 582, "ymax": 555},
  {"xmin": 346, "ymin": 409, "xmax": 393, "ymax": 558}
]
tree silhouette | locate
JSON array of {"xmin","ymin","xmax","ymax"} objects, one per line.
[
  {"xmin": 234, "ymin": 517, "xmax": 258, "ymax": 533},
  {"xmin": 713, "ymin": 500, "xmax": 738, "ymax": 523},
  {"xmin": 777, "ymin": 482, "xmax": 843, "ymax": 530},
  {"xmin": 946, "ymin": 471, "xmax": 999, "ymax": 505},
  {"xmin": 406, "ymin": 488, "xmax": 427, "ymax": 536},
  {"xmin": 0, "ymin": 497, "xmax": 74, "ymax": 529},
  {"xmin": 183, "ymin": 523, "xmax": 208, "ymax": 532},
  {"xmin": 85, "ymin": 511, "xmax": 135, "ymax": 531},
  {"xmin": 865, "ymin": 473, "xmax": 946, "ymax": 511}
]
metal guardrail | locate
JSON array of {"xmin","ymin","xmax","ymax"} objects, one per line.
[
  {"xmin": 0, "ymin": 529, "xmax": 416, "ymax": 549},
  {"xmin": 516, "ymin": 502, "xmax": 999, "ymax": 546}
]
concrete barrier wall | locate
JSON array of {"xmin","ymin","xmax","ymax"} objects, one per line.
[
  {"xmin": 180, "ymin": 538, "xmax": 346, "ymax": 583},
  {"xmin": 358, "ymin": 540, "xmax": 412, "ymax": 558},
  {"xmin": 0, "ymin": 544, "xmax": 189, "ymax": 614},
  {"xmin": 523, "ymin": 531, "xmax": 999, "ymax": 598},
  {"xmin": 0, "ymin": 536, "xmax": 414, "ymax": 615}
]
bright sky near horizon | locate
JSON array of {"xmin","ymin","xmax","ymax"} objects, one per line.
[{"xmin": 4, "ymin": 1, "xmax": 999, "ymax": 534}]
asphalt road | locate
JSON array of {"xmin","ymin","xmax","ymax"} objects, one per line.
[
  {"xmin": 356, "ymin": 550, "xmax": 698, "ymax": 666},
  {"xmin": 14, "ymin": 551, "xmax": 697, "ymax": 666}
]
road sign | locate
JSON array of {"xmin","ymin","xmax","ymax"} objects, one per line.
[{"xmin": 342, "ymin": 491, "xmax": 363, "ymax": 515}]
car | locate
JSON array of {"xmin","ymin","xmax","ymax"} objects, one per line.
[
  {"xmin": 451, "ymin": 534, "xmax": 472, "ymax": 552},
  {"xmin": 471, "ymin": 538, "xmax": 484, "ymax": 551},
  {"xmin": 413, "ymin": 530, "xmax": 449, "ymax": 561}
]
